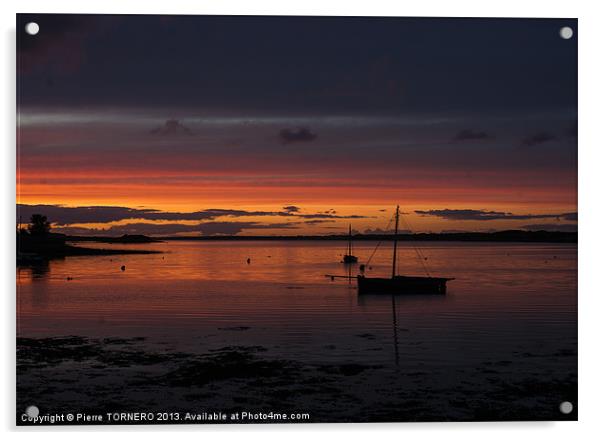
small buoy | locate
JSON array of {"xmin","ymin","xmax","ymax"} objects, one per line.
[
  {"xmin": 121, "ymin": 265, "xmax": 126, "ymax": 271},
  {"xmin": 66, "ymin": 276, "xmax": 73, "ymax": 281},
  {"xmin": 424, "ymin": 257, "xmax": 428, "ymax": 260},
  {"xmin": 247, "ymin": 258, "xmax": 251, "ymax": 264}
]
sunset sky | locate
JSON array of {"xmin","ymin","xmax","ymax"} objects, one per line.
[{"xmin": 17, "ymin": 15, "xmax": 577, "ymax": 236}]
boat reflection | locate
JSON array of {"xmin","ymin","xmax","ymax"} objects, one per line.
[{"xmin": 357, "ymin": 292, "xmax": 448, "ymax": 366}]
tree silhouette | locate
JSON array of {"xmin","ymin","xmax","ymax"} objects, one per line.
[{"xmin": 27, "ymin": 214, "xmax": 51, "ymax": 236}]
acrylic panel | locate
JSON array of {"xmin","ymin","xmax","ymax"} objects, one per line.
[{"xmin": 16, "ymin": 14, "xmax": 577, "ymax": 425}]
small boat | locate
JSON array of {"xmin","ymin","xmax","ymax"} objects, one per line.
[
  {"xmin": 357, "ymin": 206, "xmax": 453, "ymax": 295},
  {"xmin": 342, "ymin": 224, "xmax": 358, "ymax": 263},
  {"xmin": 357, "ymin": 274, "xmax": 450, "ymax": 294}
]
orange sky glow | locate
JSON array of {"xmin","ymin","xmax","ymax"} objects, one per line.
[{"xmin": 16, "ymin": 108, "xmax": 577, "ymax": 236}]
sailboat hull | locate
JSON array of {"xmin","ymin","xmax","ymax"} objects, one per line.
[
  {"xmin": 357, "ymin": 275, "xmax": 451, "ymax": 295},
  {"xmin": 343, "ymin": 255, "xmax": 358, "ymax": 263}
]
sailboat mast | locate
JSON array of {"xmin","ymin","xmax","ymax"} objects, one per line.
[
  {"xmin": 392, "ymin": 205, "xmax": 399, "ymax": 278},
  {"xmin": 348, "ymin": 224, "xmax": 352, "ymax": 255}
]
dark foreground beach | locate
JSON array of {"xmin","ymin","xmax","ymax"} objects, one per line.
[{"xmin": 17, "ymin": 335, "xmax": 576, "ymax": 424}]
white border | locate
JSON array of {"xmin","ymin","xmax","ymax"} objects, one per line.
[{"xmin": 2, "ymin": 1, "xmax": 601, "ymax": 438}]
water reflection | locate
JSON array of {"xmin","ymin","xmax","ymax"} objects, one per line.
[
  {"xmin": 18, "ymin": 260, "xmax": 51, "ymax": 280},
  {"xmin": 357, "ymin": 292, "xmax": 449, "ymax": 366},
  {"xmin": 16, "ymin": 241, "xmax": 576, "ymax": 365},
  {"xmin": 18, "ymin": 261, "xmax": 52, "ymax": 311},
  {"xmin": 16, "ymin": 240, "xmax": 578, "ymax": 421}
]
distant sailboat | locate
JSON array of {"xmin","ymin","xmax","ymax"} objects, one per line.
[
  {"xmin": 357, "ymin": 206, "xmax": 453, "ymax": 294},
  {"xmin": 342, "ymin": 224, "xmax": 358, "ymax": 263}
]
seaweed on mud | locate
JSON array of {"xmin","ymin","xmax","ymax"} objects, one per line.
[
  {"xmin": 209, "ymin": 345, "xmax": 267, "ymax": 353},
  {"xmin": 17, "ymin": 336, "xmax": 170, "ymax": 370},
  {"xmin": 96, "ymin": 349, "xmax": 172, "ymax": 367},
  {"xmin": 17, "ymin": 336, "xmax": 100, "ymax": 371},
  {"xmin": 154, "ymin": 346, "xmax": 296, "ymax": 387},
  {"xmin": 446, "ymin": 374, "xmax": 578, "ymax": 421},
  {"xmin": 102, "ymin": 337, "xmax": 146, "ymax": 345},
  {"xmin": 355, "ymin": 333, "xmax": 376, "ymax": 340},
  {"xmin": 316, "ymin": 364, "xmax": 382, "ymax": 376},
  {"xmin": 17, "ymin": 336, "xmax": 577, "ymax": 423}
]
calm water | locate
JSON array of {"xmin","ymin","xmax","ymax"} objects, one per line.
[{"xmin": 16, "ymin": 240, "xmax": 578, "ymax": 421}]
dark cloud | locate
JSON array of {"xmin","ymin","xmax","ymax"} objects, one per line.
[
  {"xmin": 17, "ymin": 204, "xmax": 160, "ymax": 225},
  {"xmin": 209, "ymin": 208, "xmax": 368, "ymax": 220},
  {"xmin": 415, "ymin": 209, "xmax": 577, "ymax": 221},
  {"xmin": 17, "ymin": 204, "xmax": 253, "ymax": 224},
  {"xmin": 150, "ymin": 119, "xmax": 193, "ymax": 136},
  {"xmin": 296, "ymin": 213, "xmax": 367, "ymax": 219},
  {"xmin": 521, "ymin": 132, "xmax": 555, "ymax": 147},
  {"xmin": 279, "ymin": 127, "xmax": 317, "ymax": 144},
  {"xmin": 304, "ymin": 219, "xmax": 336, "ymax": 225},
  {"xmin": 14, "ymin": 204, "xmax": 248, "ymax": 224},
  {"xmin": 17, "ymin": 204, "xmax": 369, "ymax": 226},
  {"xmin": 55, "ymin": 222, "xmax": 197, "ymax": 236},
  {"xmin": 282, "ymin": 205, "xmax": 300, "ymax": 213},
  {"xmin": 315, "ymin": 209, "xmax": 338, "ymax": 215},
  {"xmin": 521, "ymin": 223, "xmax": 577, "ymax": 232},
  {"xmin": 54, "ymin": 221, "xmax": 300, "ymax": 236},
  {"xmin": 201, "ymin": 209, "xmax": 279, "ymax": 218},
  {"xmin": 452, "ymin": 129, "xmax": 492, "ymax": 142},
  {"xmin": 196, "ymin": 222, "xmax": 299, "ymax": 236}
]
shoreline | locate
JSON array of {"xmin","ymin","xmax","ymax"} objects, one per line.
[
  {"xmin": 66, "ymin": 230, "xmax": 577, "ymax": 244},
  {"xmin": 17, "ymin": 245, "xmax": 161, "ymax": 265}
]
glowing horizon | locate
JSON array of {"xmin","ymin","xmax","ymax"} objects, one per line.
[{"xmin": 16, "ymin": 16, "xmax": 577, "ymax": 237}]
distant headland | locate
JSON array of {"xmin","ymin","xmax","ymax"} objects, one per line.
[
  {"xmin": 67, "ymin": 234, "xmax": 163, "ymax": 244},
  {"xmin": 67, "ymin": 230, "xmax": 576, "ymax": 244}
]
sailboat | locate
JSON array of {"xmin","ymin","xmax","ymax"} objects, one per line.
[
  {"xmin": 357, "ymin": 206, "xmax": 453, "ymax": 294},
  {"xmin": 342, "ymin": 224, "xmax": 358, "ymax": 263}
]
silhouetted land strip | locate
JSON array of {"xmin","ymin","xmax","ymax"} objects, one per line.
[
  {"xmin": 68, "ymin": 234, "xmax": 163, "ymax": 244},
  {"xmin": 17, "ymin": 233, "xmax": 160, "ymax": 264},
  {"xmin": 144, "ymin": 230, "xmax": 576, "ymax": 243}
]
